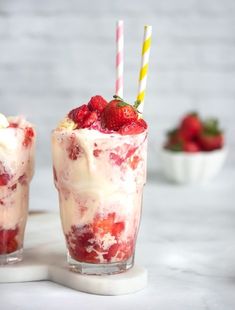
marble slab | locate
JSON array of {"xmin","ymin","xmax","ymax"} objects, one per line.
[{"xmin": 0, "ymin": 213, "xmax": 147, "ymax": 295}]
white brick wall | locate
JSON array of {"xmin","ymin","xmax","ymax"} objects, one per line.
[{"xmin": 0, "ymin": 0, "xmax": 235, "ymax": 171}]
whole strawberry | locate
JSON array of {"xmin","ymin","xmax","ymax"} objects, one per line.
[
  {"xmin": 68, "ymin": 104, "xmax": 98, "ymax": 129},
  {"xmin": 88, "ymin": 95, "xmax": 107, "ymax": 114},
  {"xmin": 198, "ymin": 119, "xmax": 224, "ymax": 151},
  {"xmin": 101, "ymin": 96, "xmax": 138, "ymax": 131},
  {"xmin": 179, "ymin": 112, "xmax": 202, "ymax": 140},
  {"xmin": 68, "ymin": 104, "xmax": 89, "ymax": 127}
]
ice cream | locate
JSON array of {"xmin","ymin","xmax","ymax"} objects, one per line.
[
  {"xmin": 0, "ymin": 114, "xmax": 35, "ymax": 263},
  {"xmin": 52, "ymin": 95, "xmax": 147, "ymax": 273}
]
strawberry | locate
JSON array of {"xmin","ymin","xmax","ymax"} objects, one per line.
[
  {"xmin": 118, "ymin": 119, "xmax": 147, "ymax": 135},
  {"xmin": 93, "ymin": 213, "xmax": 115, "ymax": 236},
  {"xmin": 183, "ymin": 141, "xmax": 201, "ymax": 153},
  {"xmin": 165, "ymin": 129, "xmax": 201, "ymax": 152},
  {"xmin": 198, "ymin": 119, "xmax": 224, "ymax": 151},
  {"xmin": 68, "ymin": 104, "xmax": 98, "ymax": 128},
  {"xmin": 0, "ymin": 173, "xmax": 11, "ymax": 186},
  {"xmin": 129, "ymin": 155, "xmax": 140, "ymax": 170},
  {"xmin": 112, "ymin": 222, "xmax": 125, "ymax": 237},
  {"xmin": 68, "ymin": 104, "xmax": 89, "ymax": 127},
  {"xmin": 88, "ymin": 95, "xmax": 107, "ymax": 114},
  {"xmin": 103, "ymin": 243, "xmax": 119, "ymax": 261},
  {"xmin": 82, "ymin": 111, "xmax": 98, "ymax": 128},
  {"xmin": 23, "ymin": 127, "xmax": 34, "ymax": 147},
  {"xmin": 179, "ymin": 112, "xmax": 202, "ymax": 140},
  {"xmin": 164, "ymin": 129, "xmax": 184, "ymax": 151},
  {"xmin": 0, "ymin": 227, "xmax": 19, "ymax": 254},
  {"xmin": 101, "ymin": 96, "xmax": 138, "ymax": 131}
]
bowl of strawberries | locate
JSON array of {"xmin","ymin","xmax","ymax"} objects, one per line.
[{"xmin": 161, "ymin": 112, "xmax": 227, "ymax": 184}]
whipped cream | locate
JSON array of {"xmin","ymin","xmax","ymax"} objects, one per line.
[
  {"xmin": 0, "ymin": 113, "xmax": 9, "ymax": 129},
  {"xmin": 57, "ymin": 117, "xmax": 77, "ymax": 130}
]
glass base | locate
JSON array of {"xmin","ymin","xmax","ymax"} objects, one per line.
[
  {"xmin": 0, "ymin": 248, "xmax": 23, "ymax": 265},
  {"xmin": 68, "ymin": 253, "xmax": 134, "ymax": 275}
]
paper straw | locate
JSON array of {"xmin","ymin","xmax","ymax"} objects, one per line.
[
  {"xmin": 115, "ymin": 20, "xmax": 124, "ymax": 98},
  {"xmin": 136, "ymin": 25, "xmax": 152, "ymax": 113}
]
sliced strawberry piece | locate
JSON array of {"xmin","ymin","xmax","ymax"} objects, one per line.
[
  {"xmin": 129, "ymin": 155, "xmax": 141, "ymax": 169},
  {"xmin": 109, "ymin": 152, "xmax": 124, "ymax": 166},
  {"xmin": 112, "ymin": 222, "xmax": 125, "ymax": 237},
  {"xmin": 7, "ymin": 239, "xmax": 18, "ymax": 254},
  {"xmin": 0, "ymin": 173, "xmax": 11, "ymax": 186},
  {"xmin": 103, "ymin": 243, "xmax": 119, "ymax": 262},
  {"xmin": 118, "ymin": 120, "xmax": 146, "ymax": 135},
  {"xmin": 93, "ymin": 213, "xmax": 115, "ymax": 236}
]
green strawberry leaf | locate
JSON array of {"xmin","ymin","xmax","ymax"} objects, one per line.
[
  {"xmin": 166, "ymin": 142, "xmax": 183, "ymax": 152},
  {"xmin": 203, "ymin": 118, "xmax": 222, "ymax": 136}
]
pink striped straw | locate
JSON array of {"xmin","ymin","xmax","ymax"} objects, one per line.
[{"xmin": 115, "ymin": 20, "xmax": 124, "ymax": 98}]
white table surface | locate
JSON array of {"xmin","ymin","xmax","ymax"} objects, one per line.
[{"xmin": 1, "ymin": 166, "xmax": 235, "ymax": 310}]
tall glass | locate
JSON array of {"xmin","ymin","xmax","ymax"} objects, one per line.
[
  {"xmin": 0, "ymin": 118, "xmax": 35, "ymax": 264},
  {"xmin": 52, "ymin": 128, "xmax": 147, "ymax": 275}
]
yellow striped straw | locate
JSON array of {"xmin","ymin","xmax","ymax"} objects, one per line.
[{"xmin": 137, "ymin": 25, "xmax": 152, "ymax": 114}]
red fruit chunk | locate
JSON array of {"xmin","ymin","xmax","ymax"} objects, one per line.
[
  {"xmin": 68, "ymin": 104, "xmax": 89, "ymax": 127},
  {"xmin": 118, "ymin": 119, "xmax": 147, "ymax": 135},
  {"xmin": 93, "ymin": 149, "xmax": 102, "ymax": 157},
  {"xmin": 0, "ymin": 173, "xmax": 11, "ymax": 186},
  {"xmin": 101, "ymin": 99, "xmax": 138, "ymax": 131},
  {"xmin": 183, "ymin": 141, "xmax": 201, "ymax": 153},
  {"xmin": 68, "ymin": 143, "xmax": 81, "ymax": 160},
  {"xmin": 8, "ymin": 123, "xmax": 18, "ymax": 128},
  {"xmin": 103, "ymin": 243, "xmax": 119, "ymax": 262},
  {"xmin": 82, "ymin": 111, "xmax": 98, "ymax": 128},
  {"xmin": 179, "ymin": 113, "xmax": 202, "ymax": 140},
  {"xmin": 129, "ymin": 155, "xmax": 141, "ymax": 170},
  {"xmin": 23, "ymin": 127, "xmax": 34, "ymax": 147},
  {"xmin": 0, "ymin": 227, "xmax": 19, "ymax": 254},
  {"xmin": 18, "ymin": 174, "xmax": 27, "ymax": 185},
  {"xmin": 88, "ymin": 95, "xmax": 108, "ymax": 114},
  {"xmin": 109, "ymin": 152, "xmax": 124, "ymax": 166},
  {"xmin": 93, "ymin": 213, "xmax": 115, "ymax": 236},
  {"xmin": 112, "ymin": 222, "xmax": 125, "ymax": 237}
]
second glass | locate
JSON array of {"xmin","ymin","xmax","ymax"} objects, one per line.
[{"xmin": 0, "ymin": 116, "xmax": 35, "ymax": 264}]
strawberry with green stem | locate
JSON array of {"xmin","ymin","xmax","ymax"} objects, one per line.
[
  {"xmin": 198, "ymin": 118, "xmax": 224, "ymax": 151},
  {"xmin": 101, "ymin": 95, "xmax": 147, "ymax": 133}
]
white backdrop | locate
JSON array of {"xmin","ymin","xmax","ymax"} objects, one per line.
[{"xmin": 0, "ymin": 0, "xmax": 235, "ymax": 172}]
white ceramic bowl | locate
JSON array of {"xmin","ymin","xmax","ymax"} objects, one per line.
[{"xmin": 161, "ymin": 148, "xmax": 227, "ymax": 184}]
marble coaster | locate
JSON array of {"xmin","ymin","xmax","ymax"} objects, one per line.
[{"xmin": 0, "ymin": 243, "xmax": 148, "ymax": 295}]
